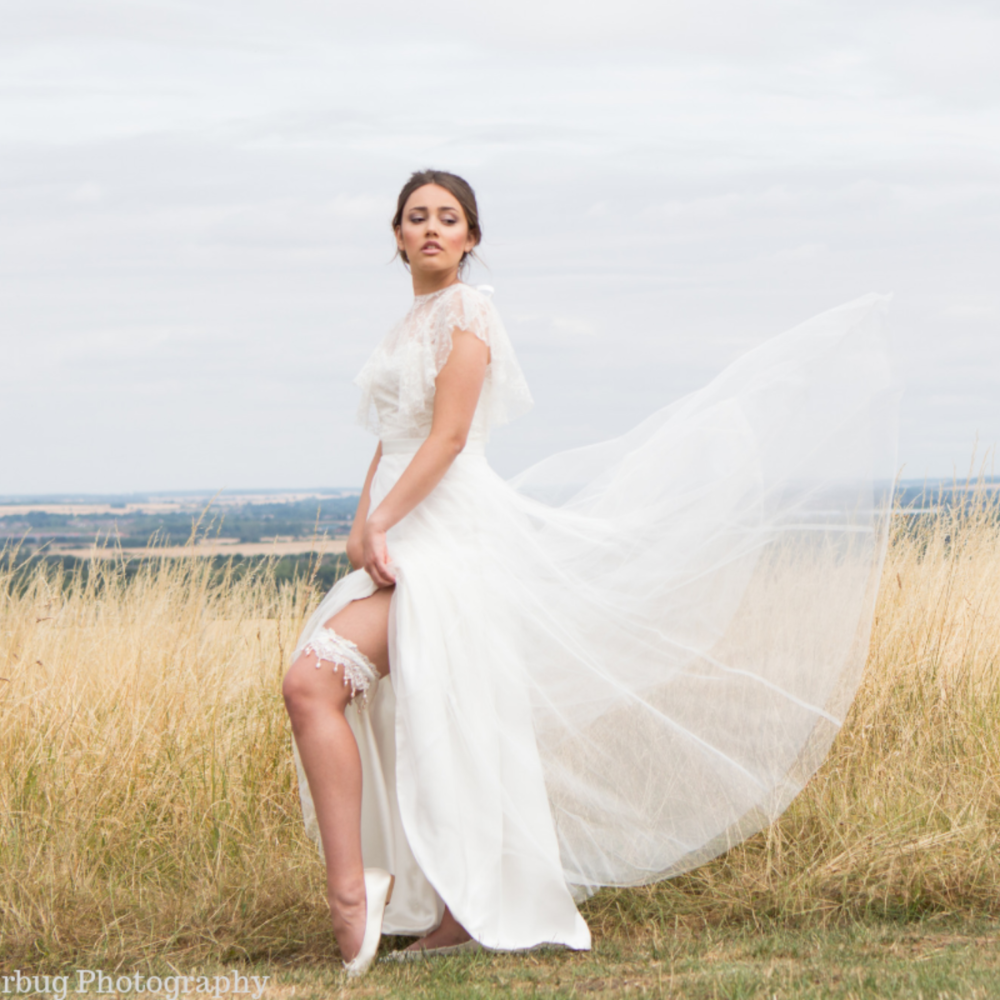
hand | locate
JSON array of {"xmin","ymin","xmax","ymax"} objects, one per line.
[{"xmin": 362, "ymin": 520, "xmax": 396, "ymax": 588}]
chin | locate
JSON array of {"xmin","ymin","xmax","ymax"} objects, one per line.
[{"xmin": 417, "ymin": 259, "xmax": 458, "ymax": 274}]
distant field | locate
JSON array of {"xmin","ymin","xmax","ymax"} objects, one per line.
[
  {"xmin": 0, "ymin": 489, "xmax": 356, "ymax": 517},
  {"xmin": 0, "ymin": 489, "xmax": 360, "ymax": 552},
  {"xmin": 44, "ymin": 537, "xmax": 349, "ymax": 558},
  {"xmin": 3, "ymin": 478, "xmax": 996, "ymax": 554}
]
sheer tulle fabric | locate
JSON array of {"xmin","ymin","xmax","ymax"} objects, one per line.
[{"xmin": 292, "ymin": 286, "xmax": 899, "ymax": 952}]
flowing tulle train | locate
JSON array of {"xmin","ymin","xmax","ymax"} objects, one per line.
[{"xmin": 292, "ymin": 291, "xmax": 899, "ymax": 951}]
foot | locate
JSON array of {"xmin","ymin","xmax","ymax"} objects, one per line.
[
  {"xmin": 405, "ymin": 906, "xmax": 472, "ymax": 952},
  {"xmin": 329, "ymin": 886, "xmax": 367, "ymax": 962}
]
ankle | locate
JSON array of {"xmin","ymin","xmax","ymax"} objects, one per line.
[
  {"xmin": 328, "ymin": 884, "xmax": 366, "ymax": 958},
  {"xmin": 407, "ymin": 920, "xmax": 471, "ymax": 951},
  {"xmin": 328, "ymin": 884, "xmax": 366, "ymax": 924},
  {"xmin": 329, "ymin": 878, "xmax": 365, "ymax": 905}
]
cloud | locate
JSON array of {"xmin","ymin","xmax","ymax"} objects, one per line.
[{"xmin": 0, "ymin": 0, "xmax": 997, "ymax": 491}]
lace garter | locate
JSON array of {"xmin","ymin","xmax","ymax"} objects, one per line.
[{"xmin": 303, "ymin": 628, "xmax": 379, "ymax": 707}]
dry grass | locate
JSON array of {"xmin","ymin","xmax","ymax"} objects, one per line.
[
  {"xmin": 2, "ymin": 481, "xmax": 999, "ymax": 977},
  {"xmin": 0, "ymin": 551, "xmax": 332, "ymax": 969}
]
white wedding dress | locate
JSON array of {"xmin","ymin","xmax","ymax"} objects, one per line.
[{"xmin": 291, "ymin": 283, "xmax": 899, "ymax": 952}]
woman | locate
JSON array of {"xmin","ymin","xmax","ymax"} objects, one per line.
[{"xmin": 282, "ymin": 170, "xmax": 899, "ymax": 976}]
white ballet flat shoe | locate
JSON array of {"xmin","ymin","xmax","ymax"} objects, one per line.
[
  {"xmin": 384, "ymin": 939, "xmax": 483, "ymax": 962},
  {"xmin": 342, "ymin": 868, "xmax": 395, "ymax": 979}
]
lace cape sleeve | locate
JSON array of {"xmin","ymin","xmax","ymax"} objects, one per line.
[{"xmin": 354, "ymin": 284, "xmax": 534, "ymax": 434}]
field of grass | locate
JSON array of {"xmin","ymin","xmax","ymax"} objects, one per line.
[{"xmin": 2, "ymin": 483, "xmax": 999, "ymax": 998}]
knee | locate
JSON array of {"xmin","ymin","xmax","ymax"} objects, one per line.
[{"xmin": 282, "ymin": 658, "xmax": 316, "ymax": 722}]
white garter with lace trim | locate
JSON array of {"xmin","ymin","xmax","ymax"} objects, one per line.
[{"xmin": 303, "ymin": 627, "xmax": 379, "ymax": 706}]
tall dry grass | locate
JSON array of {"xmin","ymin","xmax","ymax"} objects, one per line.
[
  {"xmin": 0, "ymin": 550, "xmax": 332, "ymax": 968},
  {"xmin": 2, "ymin": 484, "xmax": 1000, "ymax": 969}
]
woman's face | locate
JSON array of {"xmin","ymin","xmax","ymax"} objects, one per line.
[{"xmin": 395, "ymin": 184, "xmax": 476, "ymax": 282}]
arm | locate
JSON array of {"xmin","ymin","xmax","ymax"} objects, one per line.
[
  {"xmin": 361, "ymin": 328, "xmax": 490, "ymax": 587},
  {"xmin": 346, "ymin": 443, "xmax": 382, "ymax": 570}
]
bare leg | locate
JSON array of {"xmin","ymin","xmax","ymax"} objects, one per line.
[
  {"xmin": 406, "ymin": 906, "xmax": 472, "ymax": 952},
  {"xmin": 282, "ymin": 588, "xmax": 393, "ymax": 961}
]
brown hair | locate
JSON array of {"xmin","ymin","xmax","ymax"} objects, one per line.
[{"xmin": 392, "ymin": 169, "xmax": 482, "ymax": 272}]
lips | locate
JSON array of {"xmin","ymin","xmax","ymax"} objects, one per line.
[{"xmin": 421, "ymin": 241, "xmax": 443, "ymax": 253}]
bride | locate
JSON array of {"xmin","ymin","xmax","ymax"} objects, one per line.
[{"xmin": 281, "ymin": 170, "xmax": 899, "ymax": 976}]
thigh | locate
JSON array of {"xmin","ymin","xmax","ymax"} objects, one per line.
[
  {"xmin": 322, "ymin": 585, "xmax": 394, "ymax": 678},
  {"xmin": 284, "ymin": 587, "xmax": 394, "ymax": 713}
]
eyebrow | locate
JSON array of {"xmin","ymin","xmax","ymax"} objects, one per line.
[{"xmin": 407, "ymin": 204, "xmax": 459, "ymax": 212}]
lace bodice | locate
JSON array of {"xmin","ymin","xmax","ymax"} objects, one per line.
[{"xmin": 354, "ymin": 284, "xmax": 533, "ymax": 445}]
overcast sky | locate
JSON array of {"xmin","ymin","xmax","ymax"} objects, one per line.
[{"xmin": 2, "ymin": 0, "xmax": 998, "ymax": 494}]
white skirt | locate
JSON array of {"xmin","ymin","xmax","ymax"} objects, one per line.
[{"xmin": 292, "ymin": 293, "xmax": 899, "ymax": 951}]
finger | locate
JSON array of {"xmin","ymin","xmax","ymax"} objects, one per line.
[
  {"xmin": 374, "ymin": 556, "xmax": 396, "ymax": 587},
  {"xmin": 366, "ymin": 558, "xmax": 392, "ymax": 588},
  {"xmin": 372, "ymin": 543, "xmax": 394, "ymax": 580}
]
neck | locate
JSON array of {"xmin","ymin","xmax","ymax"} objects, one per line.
[{"xmin": 411, "ymin": 268, "xmax": 462, "ymax": 298}]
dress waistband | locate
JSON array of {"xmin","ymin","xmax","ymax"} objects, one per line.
[{"xmin": 381, "ymin": 438, "xmax": 486, "ymax": 457}]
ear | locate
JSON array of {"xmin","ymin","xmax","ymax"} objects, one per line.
[{"xmin": 394, "ymin": 225, "xmax": 405, "ymax": 252}]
